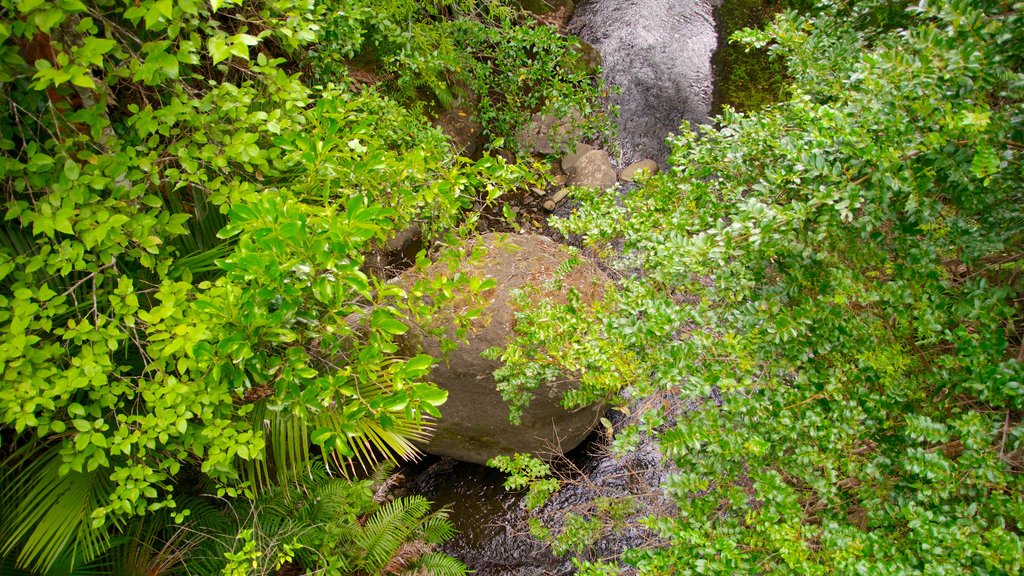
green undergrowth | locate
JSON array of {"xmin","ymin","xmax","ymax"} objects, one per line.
[{"xmin": 713, "ymin": 0, "xmax": 812, "ymax": 114}]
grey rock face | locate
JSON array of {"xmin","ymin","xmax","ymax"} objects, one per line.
[
  {"xmin": 570, "ymin": 0, "xmax": 721, "ymax": 165},
  {"xmin": 396, "ymin": 233, "xmax": 608, "ymax": 465}
]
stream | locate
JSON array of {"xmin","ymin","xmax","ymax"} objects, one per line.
[
  {"xmin": 571, "ymin": 0, "xmax": 722, "ymax": 166},
  {"xmin": 406, "ymin": 1, "xmax": 722, "ymax": 573}
]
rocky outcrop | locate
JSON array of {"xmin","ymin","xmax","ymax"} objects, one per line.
[{"xmin": 395, "ymin": 233, "xmax": 608, "ymax": 465}]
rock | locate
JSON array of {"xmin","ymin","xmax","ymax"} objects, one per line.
[
  {"xmin": 543, "ymin": 200, "xmax": 557, "ymax": 211},
  {"xmin": 560, "ymin": 142, "xmax": 595, "ymax": 172},
  {"xmin": 434, "ymin": 89, "xmax": 485, "ymax": 158},
  {"xmin": 566, "ymin": 149, "xmax": 617, "ymax": 190},
  {"xmin": 572, "ymin": 38, "xmax": 602, "ymax": 75},
  {"xmin": 515, "ymin": 111, "xmax": 582, "ymax": 155},
  {"xmin": 395, "ymin": 233, "xmax": 608, "ymax": 465},
  {"xmin": 619, "ymin": 159, "xmax": 658, "ymax": 182},
  {"xmin": 550, "ymin": 189, "xmax": 570, "ymax": 204}
]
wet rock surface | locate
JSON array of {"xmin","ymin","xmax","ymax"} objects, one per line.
[
  {"xmin": 570, "ymin": 0, "xmax": 721, "ymax": 165},
  {"xmin": 407, "ymin": 391, "xmax": 690, "ymax": 575}
]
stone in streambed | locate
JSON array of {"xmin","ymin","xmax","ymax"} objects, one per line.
[
  {"xmin": 566, "ymin": 149, "xmax": 616, "ymax": 190},
  {"xmin": 619, "ymin": 159, "xmax": 658, "ymax": 182},
  {"xmin": 561, "ymin": 142, "xmax": 595, "ymax": 172}
]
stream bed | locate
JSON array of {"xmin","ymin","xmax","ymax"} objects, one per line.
[{"xmin": 404, "ymin": 1, "xmax": 722, "ymax": 572}]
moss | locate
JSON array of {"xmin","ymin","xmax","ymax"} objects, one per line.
[{"xmin": 712, "ymin": 0, "xmax": 810, "ymax": 115}]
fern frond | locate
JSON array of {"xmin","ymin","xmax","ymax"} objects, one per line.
[
  {"xmin": 406, "ymin": 551, "xmax": 468, "ymax": 576},
  {"xmin": 356, "ymin": 496, "xmax": 431, "ymax": 571}
]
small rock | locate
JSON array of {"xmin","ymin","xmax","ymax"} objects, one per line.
[
  {"xmin": 572, "ymin": 38, "xmax": 602, "ymax": 75},
  {"xmin": 567, "ymin": 149, "xmax": 617, "ymax": 190},
  {"xmin": 543, "ymin": 200, "xmax": 557, "ymax": 211},
  {"xmin": 515, "ymin": 111, "xmax": 582, "ymax": 155},
  {"xmin": 619, "ymin": 159, "xmax": 658, "ymax": 182},
  {"xmin": 560, "ymin": 143, "xmax": 595, "ymax": 172},
  {"xmin": 550, "ymin": 189, "xmax": 570, "ymax": 204},
  {"xmin": 531, "ymin": 187, "xmax": 547, "ymax": 197}
]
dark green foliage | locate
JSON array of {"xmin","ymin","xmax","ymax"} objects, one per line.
[
  {"xmin": 713, "ymin": 0, "xmax": 795, "ymax": 113},
  {"xmin": 312, "ymin": 0, "xmax": 609, "ymax": 148},
  {"xmin": 496, "ymin": 0, "xmax": 1024, "ymax": 573}
]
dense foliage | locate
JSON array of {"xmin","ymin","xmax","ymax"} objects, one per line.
[
  {"xmin": 0, "ymin": 0, "xmax": 602, "ymax": 573},
  {"xmin": 495, "ymin": 0, "xmax": 1024, "ymax": 573}
]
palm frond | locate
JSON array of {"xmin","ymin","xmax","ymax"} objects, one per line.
[
  {"xmin": 316, "ymin": 409, "xmax": 429, "ymax": 477},
  {"xmin": 0, "ymin": 443, "xmax": 117, "ymax": 574},
  {"xmin": 239, "ymin": 399, "xmax": 312, "ymax": 491},
  {"xmin": 98, "ymin": 497, "xmax": 234, "ymax": 576}
]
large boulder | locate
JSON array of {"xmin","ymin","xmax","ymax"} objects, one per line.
[{"xmin": 395, "ymin": 233, "xmax": 608, "ymax": 465}]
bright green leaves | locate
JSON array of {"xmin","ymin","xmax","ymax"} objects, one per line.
[
  {"xmin": 971, "ymin": 143, "xmax": 1002, "ymax": 180},
  {"xmin": 371, "ymin": 309, "xmax": 408, "ymax": 336},
  {"xmin": 0, "ymin": 0, "xmax": 540, "ymax": 571},
  {"xmin": 488, "ymin": 454, "xmax": 560, "ymax": 511},
  {"xmin": 73, "ymin": 36, "xmax": 115, "ymax": 67},
  {"xmin": 207, "ymin": 33, "xmax": 259, "ymax": 65},
  {"xmin": 30, "ymin": 58, "xmax": 95, "ymax": 90},
  {"xmin": 208, "ymin": 0, "xmax": 241, "ymax": 13}
]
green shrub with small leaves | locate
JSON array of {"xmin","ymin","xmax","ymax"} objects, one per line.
[
  {"xmin": 313, "ymin": 0, "xmax": 610, "ymax": 149},
  {"xmin": 495, "ymin": 0, "xmax": 1024, "ymax": 573},
  {"xmin": 0, "ymin": 0, "xmax": 557, "ymax": 572}
]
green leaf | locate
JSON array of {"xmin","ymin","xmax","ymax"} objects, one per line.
[
  {"xmin": 376, "ymin": 318, "xmax": 407, "ymax": 335},
  {"xmin": 63, "ymin": 158, "xmax": 80, "ymax": 181},
  {"xmin": 403, "ymin": 354, "xmax": 434, "ymax": 377},
  {"xmin": 207, "ymin": 35, "xmax": 230, "ymax": 65}
]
